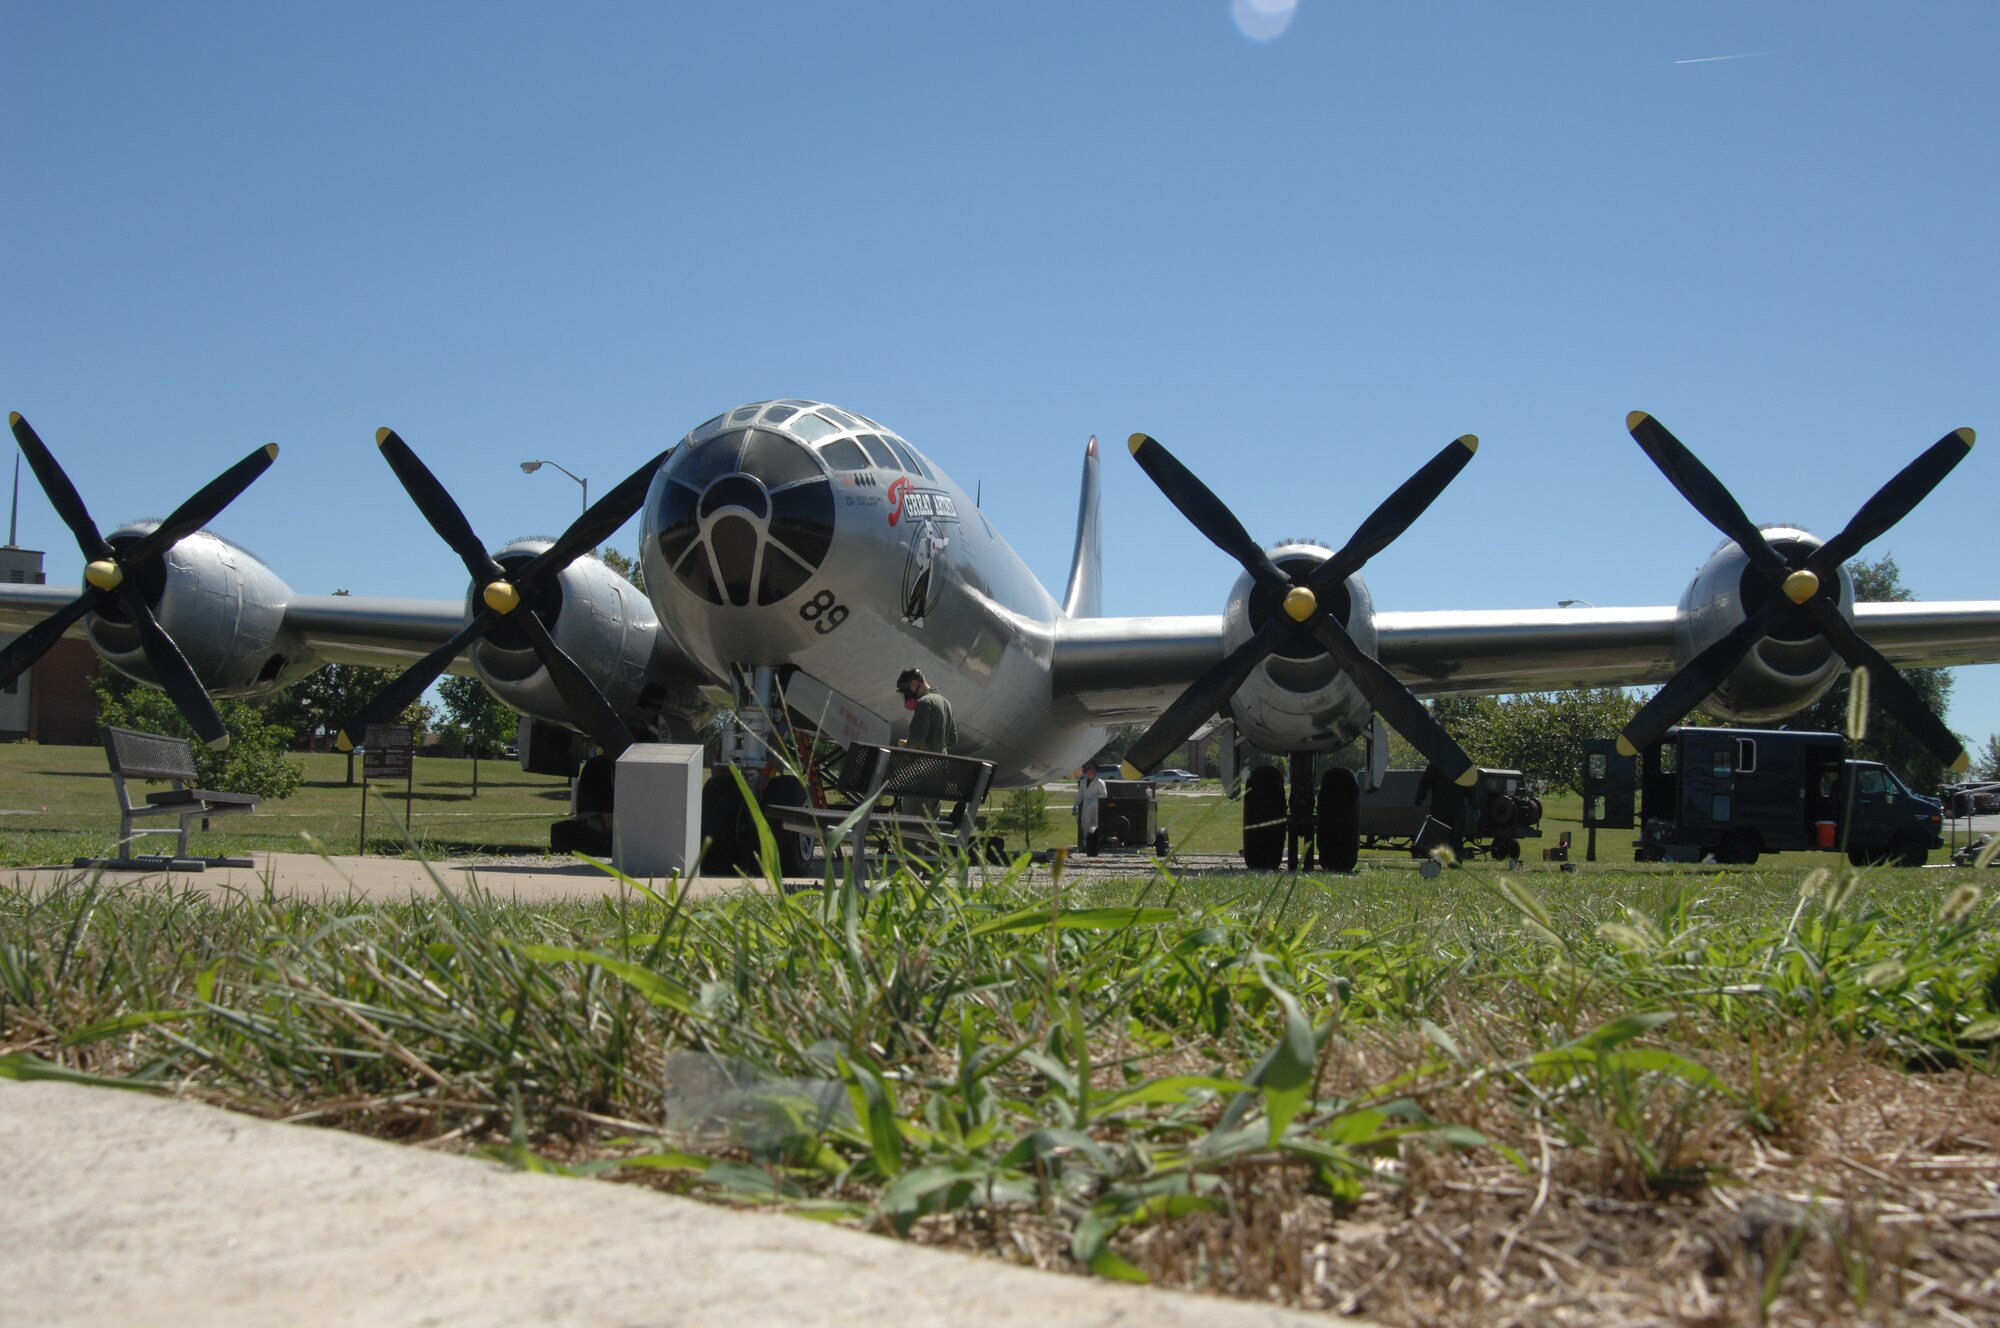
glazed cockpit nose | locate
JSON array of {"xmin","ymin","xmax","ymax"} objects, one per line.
[{"xmin": 655, "ymin": 426, "xmax": 834, "ymax": 608}]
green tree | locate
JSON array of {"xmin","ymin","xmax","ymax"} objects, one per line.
[
  {"xmin": 599, "ymin": 546, "xmax": 645, "ymax": 593},
  {"xmin": 990, "ymin": 785, "xmax": 1051, "ymax": 851},
  {"xmin": 92, "ymin": 673, "xmax": 306, "ymax": 799},
  {"xmin": 436, "ymin": 674, "xmax": 519, "ymax": 797},
  {"xmin": 1790, "ymin": 554, "xmax": 1957, "ymax": 792},
  {"xmin": 1976, "ymin": 735, "xmax": 2000, "ymax": 783}
]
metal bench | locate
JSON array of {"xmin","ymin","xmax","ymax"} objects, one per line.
[
  {"xmin": 78, "ymin": 725, "xmax": 261, "ymax": 871},
  {"xmin": 765, "ymin": 743, "xmax": 995, "ymax": 877}
]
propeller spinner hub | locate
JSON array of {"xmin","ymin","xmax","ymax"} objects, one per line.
[
  {"xmin": 1782, "ymin": 568, "xmax": 1819, "ymax": 605},
  {"xmin": 1282, "ymin": 586, "xmax": 1317, "ymax": 622},
  {"xmin": 84, "ymin": 560, "xmax": 123, "ymax": 592},
  {"xmin": 483, "ymin": 580, "xmax": 522, "ymax": 614}
]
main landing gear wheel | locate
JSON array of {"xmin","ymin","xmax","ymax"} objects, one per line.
[
  {"xmin": 1242, "ymin": 766, "xmax": 1286, "ymax": 871},
  {"xmin": 1317, "ymin": 768, "xmax": 1360, "ymax": 873},
  {"xmin": 701, "ymin": 773, "xmax": 756, "ymax": 874},
  {"xmin": 758, "ymin": 774, "xmax": 816, "ymax": 877}
]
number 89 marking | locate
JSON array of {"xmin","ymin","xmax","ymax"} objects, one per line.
[{"xmin": 799, "ymin": 588, "xmax": 848, "ymax": 634}]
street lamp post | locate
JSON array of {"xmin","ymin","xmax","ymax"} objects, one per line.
[
  {"xmin": 520, "ymin": 459, "xmax": 588, "ymax": 516},
  {"xmin": 1557, "ymin": 598, "xmax": 1597, "ymax": 609}
]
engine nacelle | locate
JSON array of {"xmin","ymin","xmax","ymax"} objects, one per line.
[
  {"xmin": 468, "ymin": 540, "xmax": 690, "ymax": 740},
  {"xmin": 1674, "ymin": 524, "xmax": 1854, "ymax": 724},
  {"xmin": 91, "ymin": 525, "xmax": 310, "ymax": 696},
  {"xmin": 1222, "ymin": 540, "xmax": 1376, "ymax": 753}
]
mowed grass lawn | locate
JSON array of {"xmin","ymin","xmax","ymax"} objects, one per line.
[
  {"xmin": 0, "ymin": 742, "xmax": 573, "ymax": 865},
  {"xmin": 1, "ymin": 741, "xmax": 1976, "ymax": 873}
]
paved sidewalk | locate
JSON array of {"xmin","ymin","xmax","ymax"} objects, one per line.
[
  {"xmin": 0, "ymin": 1080, "xmax": 1339, "ymax": 1328},
  {"xmin": 3, "ymin": 852, "xmax": 805, "ymax": 902}
]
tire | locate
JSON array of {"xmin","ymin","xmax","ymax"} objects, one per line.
[
  {"xmin": 701, "ymin": 772, "xmax": 752, "ymax": 873},
  {"xmin": 1717, "ymin": 829, "xmax": 1761, "ymax": 866},
  {"xmin": 1153, "ymin": 829, "xmax": 1170, "ymax": 858},
  {"xmin": 1102, "ymin": 813, "xmax": 1131, "ymax": 848},
  {"xmin": 1242, "ymin": 766, "xmax": 1286, "ymax": 871},
  {"xmin": 757, "ymin": 775, "xmax": 816, "ymax": 877},
  {"xmin": 1317, "ymin": 768, "xmax": 1360, "ymax": 873},
  {"xmin": 1892, "ymin": 832, "xmax": 1930, "ymax": 868},
  {"xmin": 1490, "ymin": 837, "xmax": 1520, "ymax": 862}
]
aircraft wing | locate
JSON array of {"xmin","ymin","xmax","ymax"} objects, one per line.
[
  {"xmin": 0, "ymin": 583, "xmax": 479, "ymax": 673},
  {"xmin": 1050, "ymin": 601, "xmax": 2000, "ymax": 721}
]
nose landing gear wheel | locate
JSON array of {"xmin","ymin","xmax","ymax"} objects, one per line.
[{"xmin": 1242, "ymin": 766, "xmax": 1286, "ymax": 871}]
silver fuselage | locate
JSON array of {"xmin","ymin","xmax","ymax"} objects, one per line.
[{"xmin": 637, "ymin": 401, "xmax": 1103, "ymax": 785}]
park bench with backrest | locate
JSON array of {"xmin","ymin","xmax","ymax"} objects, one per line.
[
  {"xmin": 764, "ymin": 742, "xmax": 995, "ymax": 875},
  {"xmin": 77, "ymin": 725, "xmax": 260, "ymax": 871}
]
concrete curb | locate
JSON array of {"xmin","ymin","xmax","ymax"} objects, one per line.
[{"xmin": 1, "ymin": 1081, "xmax": 1339, "ymax": 1328}]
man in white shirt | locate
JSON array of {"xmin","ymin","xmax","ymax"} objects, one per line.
[{"xmin": 1074, "ymin": 761, "xmax": 1109, "ymax": 857}]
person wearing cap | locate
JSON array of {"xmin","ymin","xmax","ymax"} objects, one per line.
[
  {"xmin": 896, "ymin": 667, "xmax": 955, "ymax": 755},
  {"xmin": 895, "ymin": 667, "xmax": 956, "ymax": 820},
  {"xmin": 1074, "ymin": 760, "xmax": 1109, "ymax": 857}
]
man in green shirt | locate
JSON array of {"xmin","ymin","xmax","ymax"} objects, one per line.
[
  {"xmin": 898, "ymin": 667, "xmax": 955, "ymax": 753},
  {"xmin": 896, "ymin": 667, "xmax": 956, "ymax": 821}
]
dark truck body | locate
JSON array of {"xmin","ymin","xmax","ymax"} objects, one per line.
[
  {"xmin": 1583, "ymin": 727, "xmax": 1942, "ymax": 867},
  {"xmin": 1358, "ymin": 767, "xmax": 1543, "ymax": 860}
]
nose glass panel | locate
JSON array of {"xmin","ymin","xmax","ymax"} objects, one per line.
[{"xmin": 656, "ymin": 427, "xmax": 836, "ymax": 607}]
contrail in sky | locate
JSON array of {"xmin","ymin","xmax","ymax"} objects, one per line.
[{"xmin": 1673, "ymin": 51, "xmax": 1777, "ymax": 65}]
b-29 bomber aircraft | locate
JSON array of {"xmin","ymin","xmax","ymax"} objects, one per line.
[{"xmin": 0, "ymin": 403, "xmax": 1992, "ymax": 872}]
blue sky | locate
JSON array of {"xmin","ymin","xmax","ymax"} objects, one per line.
[{"xmin": 6, "ymin": 4, "xmax": 1999, "ymax": 738}]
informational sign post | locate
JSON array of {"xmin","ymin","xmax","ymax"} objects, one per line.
[{"xmin": 359, "ymin": 723, "xmax": 416, "ymax": 853}]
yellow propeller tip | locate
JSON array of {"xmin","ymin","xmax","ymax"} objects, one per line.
[
  {"xmin": 1453, "ymin": 768, "xmax": 1479, "ymax": 788},
  {"xmin": 375, "ymin": 427, "xmax": 393, "ymax": 446},
  {"xmin": 1119, "ymin": 762, "xmax": 1142, "ymax": 781},
  {"xmin": 1126, "ymin": 433, "xmax": 1151, "ymax": 456},
  {"xmin": 1952, "ymin": 750, "xmax": 1971, "ymax": 775},
  {"xmin": 7, "ymin": 412, "xmax": 20, "ymax": 427},
  {"xmin": 335, "ymin": 733, "xmax": 354, "ymax": 753},
  {"xmin": 1954, "ymin": 427, "xmax": 1976, "ymax": 448},
  {"xmin": 205, "ymin": 734, "xmax": 231, "ymax": 752},
  {"xmin": 1782, "ymin": 568, "xmax": 1820, "ymax": 605},
  {"xmin": 1457, "ymin": 434, "xmax": 1478, "ymax": 454},
  {"xmin": 263, "ymin": 443, "xmax": 280, "ymax": 460},
  {"xmin": 1282, "ymin": 586, "xmax": 1317, "ymax": 622},
  {"xmin": 1616, "ymin": 734, "xmax": 1639, "ymax": 758},
  {"xmin": 1626, "ymin": 410, "xmax": 1651, "ymax": 431}
]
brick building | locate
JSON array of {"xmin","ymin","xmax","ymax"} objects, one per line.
[{"xmin": 0, "ymin": 546, "xmax": 102, "ymax": 746}]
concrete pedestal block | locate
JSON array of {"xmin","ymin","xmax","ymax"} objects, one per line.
[{"xmin": 612, "ymin": 744, "xmax": 705, "ymax": 880}]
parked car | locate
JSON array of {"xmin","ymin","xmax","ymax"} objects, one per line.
[
  {"xmin": 1145, "ymin": 768, "xmax": 1201, "ymax": 784},
  {"xmin": 1939, "ymin": 782, "xmax": 2000, "ymax": 816}
]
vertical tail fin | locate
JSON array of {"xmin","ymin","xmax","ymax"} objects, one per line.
[{"xmin": 1062, "ymin": 435, "xmax": 1102, "ymax": 618}]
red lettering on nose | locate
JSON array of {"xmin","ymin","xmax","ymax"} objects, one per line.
[{"xmin": 887, "ymin": 476, "xmax": 909, "ymax": 526}]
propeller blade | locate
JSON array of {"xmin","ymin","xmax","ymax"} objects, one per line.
[
  {"xmin": 515, "ymin": 610, "xmax": 636, "ymax": 756},
  {"xmin": 335, "ymin": 614, "xmax": 500, "ymax": 752},
  {"xmin": 1122, "ymin": 618, "xmax": 1287, "ymax": 776},
  {"xmin": 127, "ymin": 443, "xmax": 281, "ymax": 564},
  {"xmin": 375, "ymin": 429, "xmax": 506, "ymax": 584},
  {"xmin": 1296, "ymin": 613, "xmax": 1477, "ymax": 784},
  {"xmin": 1314, "ymin": 434, "xmax": 1478, "ymax": 589},
  {"xmin": 1810, "ymin": 428, "xmax": 1975, "ymax": 575},
  {"xmin": 1806, "ymin": 600, "xmax": 1970, "ymax": 774},
  {"xmin": 1626, "ymin": 412, "xmax": 1789, "ymax": 582},
  {"xmin": 521, "ymin": 448, "xmax": 673, "ymax": 584},
  {"xmin": 9, "ymin": 413, "xmax": 111, "ymax": 561},
  {"xmin": 1615, "ymin": 609, "xmax": 1779, "ymax": 756},
  {"xmin": 0, "ymin": 590, "xmax": 103, "ymax": 688},
  {"xmin": 120, "ymin": 586, "xmax": 230, "ymax": 749},
  {"xmin": 1127, "ymin": 433, "xmax": 1289, "ymax": 591}
]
